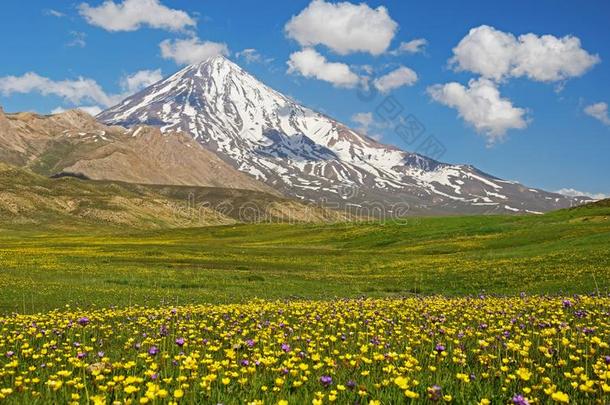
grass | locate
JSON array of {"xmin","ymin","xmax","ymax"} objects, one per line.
[{"xmin": 0, "ymin": 201, "xmax": 609, "ymax": 313}]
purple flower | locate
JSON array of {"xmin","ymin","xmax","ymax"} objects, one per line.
[
  {"xmin": 562, "ymin": 299, "xmax": 572, "ymax": 308},
  {"xmin": 427, "ymin": 385, "xmax": 442, "ymax": 401},
  {"xmin": 281, "ymin": 343, "xmax": 291, "ymax": 353},
  {"xmin": 512, "ymin": 394, "xmax": 530, "ymax": 405},
  {"xmin": 175, "ymin": 337, "xmax": 185, "ymax": 347},
  {"xmin": 245, "ymin": 339, "xmax": 255, "ymax": 347},
  {"xmin": 346, "ymin": 380, "xmax": 356, "ymax": 390},
  {"xmin": 148, "ymin": 346, "xmax": 159, "ymax": 356},
  {"xmin": 604, "ymin": 356, "xmax": 610, "ymax": 365},
  {"xmin": 77, "ymin": 317, "xmax": 90, "ymax": 327},
  {"xmin": 77, "ymin": 352, "xmax": 87, "ymax": 359},
  {"xmin": 6, "ymin": 351, "xmax": 15, "ymax": 358},
  {"xmin": 320, "ymin": 375, "xmax": 332, "ymax": 387},
  {"xmin": 435, "ymin": 344, "xmax": 446, "ymax": 353},
  {"xmin": 240, "ymin": 359, "xmax": 250, "ymax": 367},
  {"xmin": 151, "ymin": 373, "xmax": 159, "ymax": 380},
  {"xmin": 97, "ymin": 351, "xmax": 105, "ymax": 358}
]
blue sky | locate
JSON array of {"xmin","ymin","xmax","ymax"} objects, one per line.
[{"xmin": 1, "ymin": 0, "xmax": 609, "ymax": 197}]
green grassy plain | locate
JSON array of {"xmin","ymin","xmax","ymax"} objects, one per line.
[{"xmin": 1, "ymin": 200, "xmax": 609, "ymax": 313}]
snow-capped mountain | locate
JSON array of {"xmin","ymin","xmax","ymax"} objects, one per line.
[{"xmin": 98, "ymin": 56, "xmax": 589, "ymax": 214}]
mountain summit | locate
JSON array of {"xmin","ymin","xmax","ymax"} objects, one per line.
[{"xmin": 98, "ymin": 56, "xmax": 588, "ymax": 214}]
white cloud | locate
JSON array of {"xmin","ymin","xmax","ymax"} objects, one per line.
[
  {"xmin": 236, "ymin": 49, "xmax": 262, "ymax": 64},
  {"xmin": 0, "ymin": 72, "xmax": 117, "ymax": 107},
  {"xmin": 584, "ymin": 102, "xmax": 610, "ymax": 126},
  {"xmin": 0, "ymin": 69, "xmax": 163, "ymax": 109},
  {"xmin": 51, "ymin": 105, "xmax": 103, "ymax": 116},
  {"xmin": 450, "ymin": 25, "xmax": 600, "ymax": 82},
  {"xmin": 78, "ymin": 0, "xmax": 195, "ymax": 32},
  {"xmin": 373, "ymin": 66, "xmax": 418, "ymax": 93},
  {"xmin": 120, "ymin": 69, "xmax": 162, "ymax": 94},
  {"xmin": 67, "ymin": 31, "xmax": 87, "ymax": 48},
  {"xmin": 287, "ymin": 48, "xmax": 361, "ymax": 88},
  {"xmin": 285, "ymin": 0, "xmax": 397, "ymax": 55},
  {"xmin": 160, "ymin": 37, "xmax": 229, "ymax": 66},
  {"xmin": 391, "ymin": 38, "xmax": 427, "ymax": 55},
  {"xmin": 427, "ymin": 78, "xmax": 528, "ymax": 143},
  {"xmin": 45, "ymin": 9, "xmax": 65, "ymax": 18},
  {"xmin": 556, "ymin": 188, "xmax": 608, "ymax": 200}
]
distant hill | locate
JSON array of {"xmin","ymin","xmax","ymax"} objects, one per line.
[
  {"xmin": 0, "ymin": 163, "xmax": 349, "ymax": 230},
  {"xmin": 0, "ymin": 107, "xmax": 274, "ymax": 193},
  {"xmin": 572, "ymin": 198, "xmax": 610, "ymax": 209}
]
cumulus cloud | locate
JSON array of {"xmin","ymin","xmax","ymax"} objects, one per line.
[
  {"xmin": 285, "ymin": 0, "xmax": 397, "ymax": 55},
  {"xmin": 427, "ymin": 78, "xmax": 528, "ymax": 143},
  {"xmin": 0, "ymin": 72, "xmax": 118, "ymax": 107},
  {"xmin": 120, "ymin": 69, "xmax": 162, "ymax": 94},
  {"xmin": 391, "ymin": 38, "xmax": 428, "ymax": 55},
  {"xmin": 79, "ymin": 0, "xmax": 195, "ymax": 32},
  {"xmin": 160, "ymin": 37, "xmax": 229, "ymax": 66},
  {"xmin": 236, "ymin": 48, "xmax": 262, "ymax": 64},
  {"xmin": 556, "ymin": 188, "xmax": 608, "ymax": 200},
  {"xmin": 450, "ymin": 25, "xmax": 600, "ymax": 82},
  {"xmin": 287, "ymin": 48, "xmax": 361, "ymax": 88},
  {"xmin": 373, "ymin": 66, "xmax": 418, "ymax": 93},
  {"xmin": 0, "ymin": 69, "xmax": 164, "ymax": 110},
  {"xmin": 584, "ymin": 102, "xmax": 610, "ymax": 126},
  {"xmin": 51, "ymin": 105, "xmax": 103, "ymax": 116}
]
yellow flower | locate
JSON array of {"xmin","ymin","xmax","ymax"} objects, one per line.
[
  {"xmin": 173, "ymin": 389, "xmax": 184, "ymax": 399},
  {"xmin": 551, "ymin": 391, "xmax": 569, "ymax": 403},
  {"xmin": 394, "ymin": 376, "xmax": 409, "ymax": 390},
  {"xmin": 517, "ymin": 368, "xmax": 532, "ymax": 381},
  {"xmin": 404, "ymin": 390, "xmax": 419, "ymax": 399}
]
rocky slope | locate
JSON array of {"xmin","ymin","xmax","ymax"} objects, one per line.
[{"xmin": 0, "ymin": 107, "xmax": 273, "ymax": 193}]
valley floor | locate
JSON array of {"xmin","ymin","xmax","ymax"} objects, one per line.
[{"xmin": 0, "ymin": 201, "xmax": 609, "ymax": 313}]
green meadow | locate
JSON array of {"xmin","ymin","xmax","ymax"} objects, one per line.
[{"xmin": 1, "ymin": 200, "xmax": 609, "ymax": 313}]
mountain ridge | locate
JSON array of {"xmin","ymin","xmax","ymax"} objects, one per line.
[{"xmin": 98, "ymin": 55, "xmax": 591, "ymax": 215}]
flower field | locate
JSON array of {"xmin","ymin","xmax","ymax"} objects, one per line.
[{"xmin": 1, "ymin": 296, "xmax": 610, "ymax": 404}]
